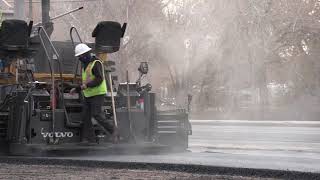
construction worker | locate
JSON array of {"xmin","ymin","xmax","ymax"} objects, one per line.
[{"xmin": 70, "ymin": 43, "xmax": 115, "ymax": 144}]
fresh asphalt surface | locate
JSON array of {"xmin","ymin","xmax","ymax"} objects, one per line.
[{"xmin": 52, "ymin": 120, "xmax": 320, "ymax": 173}]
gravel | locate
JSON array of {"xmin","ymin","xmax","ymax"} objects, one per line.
[
  {"xmin": 0, "ymin": 157, "xmax": 318, "ymax": 180},
  {"xmin": 0, "ymin": 163, "xmax": 277, "ymax": 180}
]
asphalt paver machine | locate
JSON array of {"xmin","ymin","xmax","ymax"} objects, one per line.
[{"xmin": 0, "ymin": 5, "xmax": 191, "ymax": 156}]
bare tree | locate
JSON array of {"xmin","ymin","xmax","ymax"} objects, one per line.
[{"xmin": 46, "ymin": 0, "xmax": 320, "ymax": 119}]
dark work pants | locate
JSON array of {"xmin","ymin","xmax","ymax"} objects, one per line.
[{"xmin": 82, "ymin": 95, "xmax": 114, "ymax": 142}]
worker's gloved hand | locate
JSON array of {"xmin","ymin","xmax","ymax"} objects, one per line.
[{"xmin": 70, "ymin": 88, "xmax": 77, "ymax": 94}]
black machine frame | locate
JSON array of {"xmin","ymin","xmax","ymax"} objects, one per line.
[{"xmin": 0, "ymin": 8, "xmax": 191, "ymax": 156}]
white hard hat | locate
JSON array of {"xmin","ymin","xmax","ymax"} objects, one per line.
[{"xmin": 75, "ymin": 43, "xmax": 92, "ymax": 57}]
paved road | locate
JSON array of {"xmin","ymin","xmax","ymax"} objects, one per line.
[
  {"xmin": 190, "ymin": 120, "xmax": 320, "ymax": 154},
  {"xmin": 187, "ymin": 120, "xmax": 320, "ymax": 172},
  {"xmin": 57, "ymin": 120, "xmax": 320, "ymax": 173}
]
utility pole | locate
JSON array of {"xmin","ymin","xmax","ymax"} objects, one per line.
[
  {"xmin": 41, "ymin": 0, "xmax": 53, "ymax": 36},
  {"xmin": 39, "ymin": 0, "xmax": 53, "ymax": 75},
  {"xmin": 126, "ymin": 0, "xmax": 129, "ymax": 22},
  {"xmin": 14, "ymin": 0, "xmax": 26, "ymax": 20},
  {"xmin": 29, "ymin": 0, "xmax": 33, "ymax": 21},
  {"xmin": 42, "ymin": 0, "xmax": 50, "ymax": 24}
]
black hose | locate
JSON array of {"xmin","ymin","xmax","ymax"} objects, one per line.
[{"xmin": 0, "ymin": 85, "xmax": 18, "ymax": 111}]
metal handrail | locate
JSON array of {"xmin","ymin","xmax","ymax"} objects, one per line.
[
  {"xmin": 38, "ymin": 26, "xmax": 56, "ymax": 137},
  {"xmin": 70, "ymin": 27, "xmax": 83, "ymax": 83},
  {"xmin": 38, "ymin": 27, "xmax": 80, "ymax": 133}
]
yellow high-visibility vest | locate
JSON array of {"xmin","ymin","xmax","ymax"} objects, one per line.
[{"xmin": 82, "ymin": 60, "xmax": 107, "ymax": 97}]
